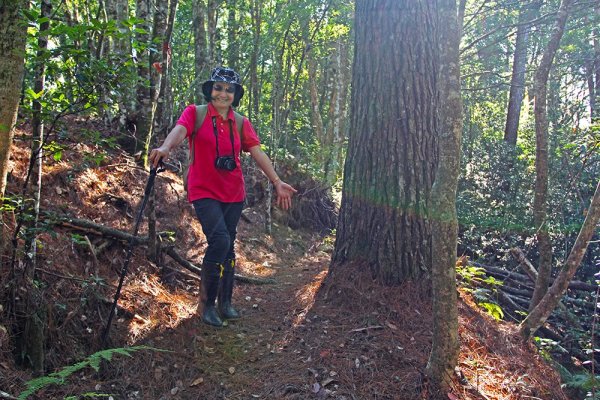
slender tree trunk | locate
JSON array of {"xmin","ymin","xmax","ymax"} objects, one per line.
[
  {"xmin": 193, "ymin": 0, "xmax": 209, "ymax": 103},
  {"xmin": 520, "ymin": 180, "xmax": 600, "ymax": 338},
  {"xmin": 592, "ymin": 0, "xmax": 600, "ymax": 120},
  {"xmin": 134, "ymin": 0, "xmax": 154, "ymax": 162},
  {"xmin": 226, "ymin": 0, "xmax": 238, "ymax": 69},
  {"xmin": 425, "ymin": 0, "xmax": 462, "ymax": 393},
  {"xmin": 529, "ymin": 0, "xmax": 574, "ymax": 313},
  {"xmin": 331, "ymin": 0, "xmax": 438, "ymax": 283},
  {"xmin": 324, "ymin": 38, "xmax": 350, "ymax": 185},
  {"xmin": 153, "ymin": 0, "xmax": 178, "ymax": 140},
  {"xmin": 207, "ymin": 0, "xmax": 218, "ymax": 66},
  {"xmin": 504, "ymin": 1, "xmax": 541, "ymax": 145},
  {"xmin": 248, "ymin": 0, "xmax": 261, "ymax": 121},
  {"xmin": 20, "ymin": 0, "xmax": 51, "ymax": 374},
  {"xmin": 306, "ymin": 36, "xmax": 325, "ymax": 168}
]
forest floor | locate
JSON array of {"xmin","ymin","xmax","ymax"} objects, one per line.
[{"xmin": 1, "ymin": 118, "xmax": 571, "ymax": 399}]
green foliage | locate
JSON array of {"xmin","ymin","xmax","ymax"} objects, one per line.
[
  {"xmin": 43, "ymin": 140, "xmax": 66, "ymax": 162},
  {"xmin": 18, "ymin": 346, "xmax": 165, "ymax": 400},
  {"xmin": 554, "ymin": 361, "xmax": 600, "ymax": 399},
  {"xmin": 477, "ymin": 301, "xmax": 504, "ymax": 321},
  {"xmin": 456, "ymin": 264, "xmax": 505, "ymax": 320}
]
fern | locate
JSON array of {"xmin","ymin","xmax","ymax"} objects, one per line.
[{"xmin": 18, "ymin": 345, "xmax": 164, "ymax": 400}]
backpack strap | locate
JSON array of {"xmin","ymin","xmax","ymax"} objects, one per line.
[
  {"xmin": 233, "ymin": 111, "xmax": 245, "ymax": 143},
  {"xmin": 189, "ymin": 105, "xmax": 208, "ymax": 166}
]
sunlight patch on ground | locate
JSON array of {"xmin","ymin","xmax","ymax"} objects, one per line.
[
  {"xmin": 290, "ymin": 270, "xmax": 328, "ymax": 328},
  {"xmin": 118, "ymin": 272, "xmax": 198, "ymax": 343}
]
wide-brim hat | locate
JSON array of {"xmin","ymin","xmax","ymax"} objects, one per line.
[{"xmin": 201, "ymin": 66, "xmax": 245, "ymax": 102}]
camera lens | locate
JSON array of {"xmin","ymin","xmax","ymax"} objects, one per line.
[{"xmin": 215, "ymin": 156, "xmax": 236, "ymax": 171}]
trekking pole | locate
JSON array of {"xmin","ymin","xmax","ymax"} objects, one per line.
[{"xmin": 101, "ymin": 163, "xmax": 165, "ymax": 346}]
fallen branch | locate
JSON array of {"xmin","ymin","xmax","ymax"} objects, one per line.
[
  {"xmin": 50, "ymin": 215, "xmax": 277, "ymax": 285},
  {"xmin": 164, "ymin": 247, "xmax": 276, "ymax": 285},
  {"xmin": 52, "ymin": 216, "xmax": 148, "ymax": 245}
]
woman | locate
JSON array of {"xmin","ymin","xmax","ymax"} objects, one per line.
[{"xmin": 149, "ymin": 67, "xmax": 297, "ymax": 327}]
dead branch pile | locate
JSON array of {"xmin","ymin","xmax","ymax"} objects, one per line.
[
  {"xmin": 243, "ymin": 159, "xmax": 338, "ymax": 234},
  {"xmin": 463, "ymin": 248, "xmax": 598, "ymax": 368}
]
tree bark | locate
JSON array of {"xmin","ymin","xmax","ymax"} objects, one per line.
[
  {"xmin": 520, "ymin": 179, "xmax": 600, "ymax": 338},
  {"xmin": 226, "ymin": 0, "xmax": 238, "ymax": 69},
  {"xmin": 504, "ymin": 1, "xmax": 541, "ymax": 145},
  {"xmin": 153, "ymin": 0, "xmax": 178, "ymax": 142},
  {"xmin": 20, "ymin": 0, "xmax": 51, "ymax": 374},
  {"xmin": 529, "ymin": 0, "xmax": 574, "ymax": 312},
  {"xmin": 331, "ymin": 0, "xmax": 438, "ymax": 283},
  {"xmin": 193, "ymin": 0, "xmax": 209, "ymax": 103},
  {"xmin": 426, "ymin": 0, "xmax": 462, "ymax": 393},
  {"xmin": 134, "ymin": 0, "xmax": 154, "ymax": 162},
  {"xmin": 592, "ymin": 0, "xmax": 600, "ymax": 120},
  {"xmin": 248, "ymin": 0, "xmax": 261, "ymax": 121},
  {"xmin": 0, "ymin": 0, "xmax": 28, "ymax": 200}
]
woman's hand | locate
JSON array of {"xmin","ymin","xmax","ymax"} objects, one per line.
[
  {"xmin": 273, "ymin": 180, "xmax": 297, "ymax": 210},
  {"xmin": 148, "ymin": 125, "xmax": 188, "ymax": 168},
  {"xmin": 149, "ymin": 146, "xmax": 170, "ymax": 168}
]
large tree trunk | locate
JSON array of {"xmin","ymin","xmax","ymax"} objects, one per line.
[
  {"xmin": 503, "ymin": 1, "xmax": 541, "ymax": 145},
  {"xmin": 0, "ymin": 0, "xmax": 28, "ymax": 201},
  {"xmin": 331, "ymin": 0, "xmax": 438, "ymax": 283},
  {"xmin": 520, "ymin": 179, "xmax": 600, "ymax": 338},
  {"xmin": 529, "ymin": 0, "xmax": 574, "ymax": 312},
  {"xmin": 425, "ymin": 0, "xmax": 462, "ymax": 393}
]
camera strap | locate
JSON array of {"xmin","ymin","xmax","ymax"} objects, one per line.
[{"xmin": 211, "ymin": 116, "xmax": 236, "ymax": 158}]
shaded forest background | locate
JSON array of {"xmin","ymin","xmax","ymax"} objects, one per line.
[{"xmin": 1, "ymin": 0, "xmax": 600, "ymax": 398}]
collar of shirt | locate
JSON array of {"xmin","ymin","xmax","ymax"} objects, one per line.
[{"xmin": 207, "ymin": 102, "xmax": 235, "ymax": 122}]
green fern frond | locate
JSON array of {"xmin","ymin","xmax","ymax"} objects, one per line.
[{"xmin": 18, "ymin": 345, "xmax": 165, "ymax": 400}]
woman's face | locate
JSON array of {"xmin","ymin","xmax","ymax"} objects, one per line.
[{"xmin": 211, "ymin": 82, "xmax": 235, "ymax": 109}]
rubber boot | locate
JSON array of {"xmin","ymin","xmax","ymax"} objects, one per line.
[
  {"xmin": 218, "ymin": 259, "xmax": 240, "ymax": 320},
  {"xmin": 200, "ymin": 262, "xmax": 223, "ymax": 327}
]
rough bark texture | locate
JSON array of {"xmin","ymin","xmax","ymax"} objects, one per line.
[
  {"xmin": 0, "ymin": 0, "xmax": 27, "ymax": 199},
  {"xmin": 520, "ymin": 179, "xmax": 600, "ymax": 338},
  {"xmin": 504, "ymin": 1, "xmax": 541, "ymax": 145},
  {"xmin": 425, "ymin": 0, "xmax": 461, "ymax": 393},
  {"xmin": 530, "ymin": 0, "xmax": 573, "ymax": 312},
  {"xmin": 331, "ymin": 0, "xmax": 438, "ymax": 283}
]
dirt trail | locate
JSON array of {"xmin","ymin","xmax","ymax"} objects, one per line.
[{"xmin": 99, "ymin": 223, "xmax": 331, "ymax": 400}]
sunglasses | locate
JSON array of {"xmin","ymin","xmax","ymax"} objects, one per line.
[{"xmin": 213, "ymin": 84, "xmax": 236, "ymax": 94}]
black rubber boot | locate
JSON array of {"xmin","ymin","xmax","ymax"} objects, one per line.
[
  {"xmin": 218, "ymin": 259, "xmax": 240, "ymax": 320},
  {"xmin": 200, "ymin": 262, "xmax": 223, "ymax": 327}
]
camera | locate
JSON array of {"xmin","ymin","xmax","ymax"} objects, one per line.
[{"xmin": 215, "ymin": 156, "xmax": 236, "ymax": 171}]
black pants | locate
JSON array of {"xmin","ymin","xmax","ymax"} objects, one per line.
[{"xmin": 192, "ymin": 199, "xmax": 243, "ymax": 265}]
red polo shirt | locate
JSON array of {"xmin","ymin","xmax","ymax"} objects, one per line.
[{"xmin": 176, "ymin": 103, "xmax": 261, "ymax": 203}]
